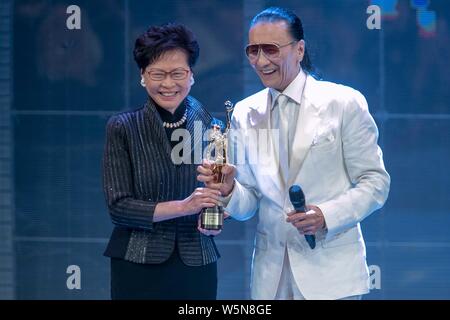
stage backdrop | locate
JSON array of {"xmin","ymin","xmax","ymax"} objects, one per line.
[{"xmin": 1, "ymin": 0, "xmax": 449, "ymax": 299}]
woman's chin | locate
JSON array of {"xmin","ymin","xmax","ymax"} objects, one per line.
[{"xmin": 154, "ymin": 96, "xmax": 184, "ymax": 112}]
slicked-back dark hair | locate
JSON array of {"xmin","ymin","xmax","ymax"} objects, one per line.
[
  {"xmin": 134, "ymin": 23, "xmax": 199, "ymax": 72},
  {"xmin": 251, "ymin": 7, "xmax": 314, "ymax": 74}
]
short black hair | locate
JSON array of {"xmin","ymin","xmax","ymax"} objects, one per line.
[
  {"xmin": 251, "ymin": 7, "xmax": 314, "ymax": 74},
  {"xmin": 133, "ymin": 23, "xmax": 199, "ymax": 71}
]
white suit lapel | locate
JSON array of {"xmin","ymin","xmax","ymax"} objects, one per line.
[
  {"xmin": 248, "ymin": 89, "xmax": 284, "ymax": 196},
  {"xmin": 287, "ymin": 76, "xmax": 322, "ymax": 187}
]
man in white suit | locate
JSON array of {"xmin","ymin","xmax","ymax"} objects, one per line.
[{"xmin": 198, "ymin": 7, "xmax": 390, "ymax": 300}]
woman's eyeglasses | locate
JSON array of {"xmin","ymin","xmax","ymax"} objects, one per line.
[
  {"xmin": 245, "ymin": 41, "xmax": 297, "ymax": 60},
  {"xmin": 146, "ymin": 68, "xmax": 190, "ymax": 81}
]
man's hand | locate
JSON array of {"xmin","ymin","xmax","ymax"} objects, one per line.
[
  {"xmin": 286, "ymin": 205, "xmax": 326, "ymax": 235},
  {"xmin": 197, "ymin": 160, "xmax": 236, "ymax": 197}
]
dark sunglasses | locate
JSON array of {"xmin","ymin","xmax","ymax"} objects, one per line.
[{"xmin": 245, "ymin": 41, "xmax": 297, "ymax": 60}]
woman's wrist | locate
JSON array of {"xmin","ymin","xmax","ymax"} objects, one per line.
[
  {"xmin": 173, "ymin": 200, "xmax": 187, "ymax": 216},
  {"xmin": 154, "ymin": 200, "xmax": 187, "ymax": 222}
]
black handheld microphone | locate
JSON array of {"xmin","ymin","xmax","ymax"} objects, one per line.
[{"xmin": 289, "ymin": 185, "xmax": 316, "ymax": 249}]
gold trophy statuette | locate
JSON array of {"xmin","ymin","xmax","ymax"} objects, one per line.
[{"xmin": 201, "ymin": 101, "xmax": 234, "ymax": 230}]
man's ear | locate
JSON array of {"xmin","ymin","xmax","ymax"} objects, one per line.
[{"xmin": 298, "ymin": 39, "xmax": 306, "ymax": 62}]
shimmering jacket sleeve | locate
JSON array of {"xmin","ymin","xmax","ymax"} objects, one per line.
[{"xmin": 103, "ymin": 115, "xmax": 156, "ymax": 230}]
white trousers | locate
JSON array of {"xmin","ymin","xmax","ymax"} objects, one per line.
[{"xmin": 274, "ymin": 247, "xmax": 362, "ymax": 300}]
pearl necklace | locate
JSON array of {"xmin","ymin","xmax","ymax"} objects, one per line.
[{"xmin": 162, "ymin": 110, "xmax": 187, "ymax": 129}]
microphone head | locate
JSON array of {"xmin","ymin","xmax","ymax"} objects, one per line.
[{"xmin": 289, "ymin": 185, "xmax": 305, "ymax": 208}]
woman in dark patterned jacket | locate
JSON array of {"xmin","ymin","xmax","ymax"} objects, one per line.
[{"xmin": 103, "ymin": 23, "xmax": 222, "ymax": 299}]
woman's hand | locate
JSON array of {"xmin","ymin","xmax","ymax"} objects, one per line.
[
  {"xmin": 181, "ymin": 187, "xmax": 222, "ymax": 216},
  {"xmin": 197, "ymin": 160, "xmax": 236, "ymax": 197}
]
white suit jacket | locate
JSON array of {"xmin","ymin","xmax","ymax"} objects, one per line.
[{"xmin": 224, "ymin": 75, "xmax": 390, "ymax": 300}]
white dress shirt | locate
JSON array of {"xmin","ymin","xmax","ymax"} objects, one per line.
[{"xmin": 269, "ymin": 70, "xmax": 307, "ymax": 184}]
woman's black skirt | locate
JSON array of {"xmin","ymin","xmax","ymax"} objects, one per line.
[{"xmin": 110, "ymin": 248, "xmax": 217, "ymax": 300}]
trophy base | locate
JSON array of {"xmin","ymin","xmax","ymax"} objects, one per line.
[{"xmin": 201, "ymin": 206, "xmax": 224, "ymax": 230}]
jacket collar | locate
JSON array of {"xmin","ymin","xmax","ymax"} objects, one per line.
[
  {"xmin": 144, "ymin": 96, "xmax": 208, "ymax": 165},
  {"xmin": 245, "ymin": 74, "xmax": 324, "ymax": 196},
  {"xmin": 249, "ymin": 74, "xmax": 322, "ymax": 113},
  {"xmin": 269, "ymin": 70, "xmax": 307, "ymax": 109}
]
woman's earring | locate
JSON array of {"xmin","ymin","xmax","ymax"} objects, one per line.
[
  {"xmin": 140, "ymin": 77, "xmax": 146, "ymax": 87},
  {"xmin": 190, "ymin": 76, "xmax": 195, "ymax": 86}
]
